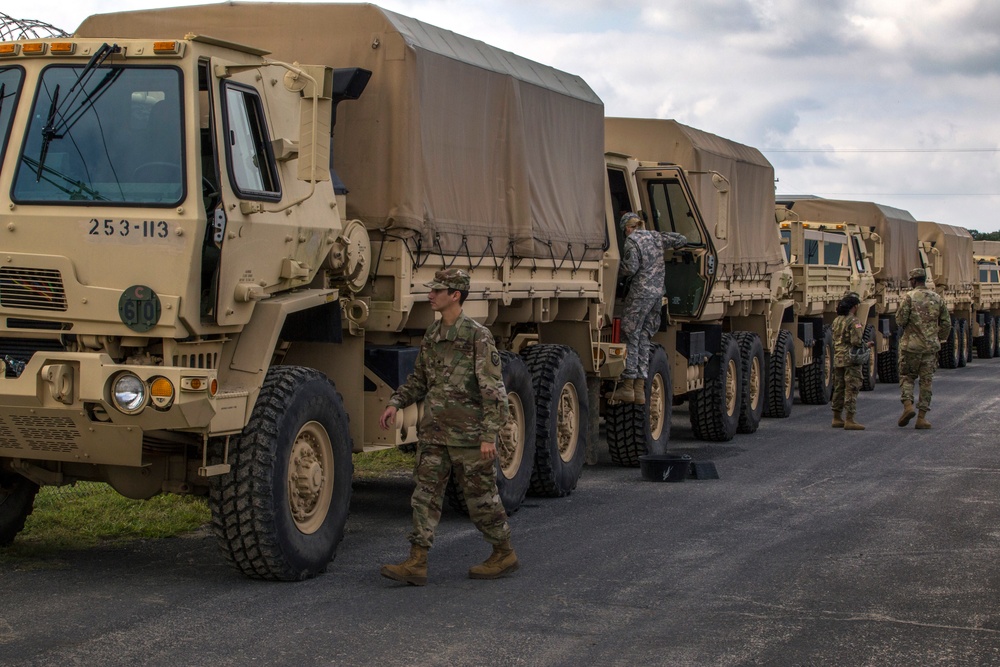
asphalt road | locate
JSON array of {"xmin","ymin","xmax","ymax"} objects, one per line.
[{"xmin": 4, "ymin": 359, "xmax": 1000, "ymax": 666}]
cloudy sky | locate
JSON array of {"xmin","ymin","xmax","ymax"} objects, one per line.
[{"xmin": 5, "ymin": 0, "xmax": 1000, "ymax": 231}]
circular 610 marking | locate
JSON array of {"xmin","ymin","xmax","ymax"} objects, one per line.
[{"xmin": 118, "ymin": 285, "xmax": 162, "ymax": 333}]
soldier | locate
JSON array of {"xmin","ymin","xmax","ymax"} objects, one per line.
[
  {"xmin": 830, "ymin": 293, "xmax": 872, "ymax": 430},
  {"xmin": 378, "ymin": 268, "xmax": 515, "ymax": 586},
  {"xmin": 611, "ymin": 212, "xmax": 687, "ymax": 404},
  {"xmin": 896, "ymin": 267, "xmax": 951, "ymax": 429}
]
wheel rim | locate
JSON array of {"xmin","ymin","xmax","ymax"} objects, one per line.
[
  {"xmin": 556, "ymin": 381, "xmax": 580, "ymax": 463},
  {"xmin": 725, "ymin": 358, "xmax": 738, "ymax": 417},
  {"xmin": 783, "ymin": 351, "xmax": 793, "ymax": 399},
  {"xmin": 287, "ymin": 420, "xmax": 334, "ymax": 535},
  {"xmin": 499, "ymin": 392, "xmax": 525, "ymax": 480},
  {"xmin": 649, "ymin": 371, "xmax": 666, "ymax": 440},
  {"xmin": 748, "ymin": 355, "xmax": 761, "ymax": 411}
]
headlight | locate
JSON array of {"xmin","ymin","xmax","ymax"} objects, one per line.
[{"xmin": 111, "ymin": 372, "xmax": 147, "ymax": 414}]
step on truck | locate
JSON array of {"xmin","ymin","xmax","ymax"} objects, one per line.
[
  {"xmin": 603, "ymin": 118, "xmax": 816, "ymax": 460},
  {"xmin": 972, "ymin": 240, "xmax": 1000, "ymax": 359},
  {"xmin": 777, "ymin": 197, "xmax": 922, "ymax": 385},
  {"xmin": 0, "ymin": 3, "xmax": 639, "ymax": 579},
  {"xmin": 774, "ymin": 205, "xmax": 879, "ymax": 402}
]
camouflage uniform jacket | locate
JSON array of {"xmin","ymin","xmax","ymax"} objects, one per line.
[
  {"xmin": 620, "ymin": 230, "xmax": 688, "ymax": 300},
  {"xmin": 832, "ymin": 313, "xmax": 865, "ymax": 367},
  {"xmin": 389, "ymin": 312, "xmax": 509, "ymax": 447},
  {"xmin": 897, "ymin": 287, "xmax": 951, "ymax": 353}
]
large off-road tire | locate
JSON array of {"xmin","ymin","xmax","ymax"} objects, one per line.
[
  {"xmin": 964, "ymin": 318, "xmax": 973, "ymax": 365},
  {"xmin": 0, "ymin": 469, "xmax": 38, "ymax": 546},
  {"xmin": 446, "ymin": 352, "xmax": 537, "ymax": 514},
  {"xmin": 799, "ymin": 325, "xmax": 833, "ymax": 405},
  {"xmin": 690, "ymin": 333, "xmax": 741, "ymax": 442},
  {"xmin": 877, "ymin": 335, "xmax": 900, "ymax": 384},
  {"xmin": 607, "ymin": 345, "xmax": 672, "ymax": 467},
  {"xmin": 210, "ymin": 366, "xmax": 353, "ymax": 581},
  {"xmin": 976, "ymin": 317, "xmax": 994, "ymax": 359},
  {"xmin": 994, "ymin": 316, "xmax": 1000, "ymax": 357},
  {"xmin": 763, "ymin": 329, "xmax": 795, "ymax": 419},
  {"xmin": 939, "ymin": 317, "xmax": 960, "ymax": 369},
  {"xmin": 521, "ymin": 345, "xmax": 588, "ymax": 497},
  {"xmin": 734, "ymin": 332, "xmax": 765, "ymax": 434},
  {"xmin": 861, "ymin": 324, "xmax": 877, "ymax": 391}
]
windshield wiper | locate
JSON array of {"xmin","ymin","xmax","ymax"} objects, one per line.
[
  {"xmin": 35, "ymin": 43, "xmax": 121, "ymax": 181},
  {"xmin": 21, "ymin": 154, "xmax": 109, "ymax": 201}
]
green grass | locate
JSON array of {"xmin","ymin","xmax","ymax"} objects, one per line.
[{"xmin": 1, "ymin": 448, "xmax": 414, "ymax": 563}]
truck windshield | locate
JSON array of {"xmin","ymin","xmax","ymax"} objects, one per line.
[
  {"xmin": 12, "ymin": 65, "xmax": 183, "ymax": 205},
  {"xmin": 0, "ymin": 67, "xmax": 24, "ymax": 171}
]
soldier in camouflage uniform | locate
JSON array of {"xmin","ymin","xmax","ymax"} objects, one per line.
[
  {"xmin": 611, "ymin": 212, "xmax": 687, "ymax": 404},
  {"xmin": 830, "ymin": 293, "xmax": 870, "ymax": 430},
  {"xmin": 378, "ymin": 268, "xmax": 515, "ymax": 586},
  {"xmin": 896, "ymin": 267, "xmax": 951, "ymax": 429}
]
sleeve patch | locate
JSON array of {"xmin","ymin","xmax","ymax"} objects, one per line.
[{"xmin": 491, "ymin": 350, "xmax": 501, "ymax": 368}]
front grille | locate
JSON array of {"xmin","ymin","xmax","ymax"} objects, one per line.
[
  {"xmin": 0, "ymin": 268, "xmax": 67, "ymax": 311},
  {"xmin": 6, "ymin": 415, "xmax": 80, "ymax": 454}
]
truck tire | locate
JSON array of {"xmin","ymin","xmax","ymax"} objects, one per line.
[
  {"xmin": 994, "ymin": 317, "xmax": 1000, "ymax": 357},
  {"xmin": 606, "ymin": 345, "xmax": 672, "ymax": 467},
  {"xmin": 210, "ymin": 366, "xmax": 353, "ymax": 581},
  {"xmin": 976, "ymin": 317, "xmax": 994, "ymax": 359},
  {"xmin": 0, "ymin": 469, "xmax": 38, "ymax": 546},
  {"xmin": 521, "ymin": 345, "xmax": 588, "ymax": 497},
  {"xmin": 877, "ymin": 335, "xmax": 900, "ymax": 384},
  {"xmin": 861, "ymin": 324, "xmax": 877, "ymax": 391},
  {"xmin": 690, "ymin": 333, "xmax": 741, "ymax": 442},
  {"xmin": 734, "ymin": 332, "xmax": 765, "ymax": 433},
  {"xmin": 763, "ymin": 329, "xmax": 795, "ymax": 419},
  {"xmin": 445, "ymin": 352, "xmax": 537, "ymax": 514},
  {"xmin": 939, "ymin": 317, "xmax": 960, "ymax": 369},
  {"xmin": 799, "ymin": 325, "xmax": 833, "ymax": 405},
  {"xmin": 962, "ymin": 320, "xmax": 972, "ymax": 366}
]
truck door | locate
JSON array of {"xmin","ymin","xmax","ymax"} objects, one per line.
[{"xmin": 634, "ymin": 166, "xmax": 717, "ymax": 319}]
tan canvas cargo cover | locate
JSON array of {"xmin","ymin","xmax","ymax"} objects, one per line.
[
  {"xmin": 917, "ymin": 221, "xmax": 974, "ymax": 288},
  {"xmin": 974, "ymin": 240, "xmax": 1000, "ymax": 259},
  {"xmin": 76, "ymin": 3, "xmax": 607, "ymax": 260},
  {"xmin": 781, "ymin": 198, "xmax": 920, "ymax": 286},
  {"xmin": 604, "ymin": 117, "xmax": 784, "ymax": 273}
]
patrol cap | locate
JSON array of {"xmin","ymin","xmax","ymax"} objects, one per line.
[
  {"xmin": 424, "ymin": 267, "xmax": 470, "ymax": 291},
  {"xmin": 619, "ymin": 212, "xmax": 641, "ymax": 230},
  {"xmin": 908, "ymin": 267, "xmax": 927, "ymax": 280}
]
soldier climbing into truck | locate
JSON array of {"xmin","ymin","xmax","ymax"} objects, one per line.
[{"xmin": 610, "ymin": 211, "xmax": 687, "ymax": 405}]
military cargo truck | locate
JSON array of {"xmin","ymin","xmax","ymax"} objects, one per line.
[
  {"xmin": 917, "ymin": 221, "xmax": 976, "ymax": 369},
  {"xmin": 774, "ymin": 206, "xmax": 879, "ymax": 404},
  {"xmin": 604, "ymin": 118, "xmax": 802, "ymax": 459},
  {"xmin": 0, "ymin": 3, "xmax": 632, "ymax": 580},
  {"xmin": 778, "ymin": 198, "xmax": 921, "ymax": 385},
  {"xmin": 972, "ymin": 240, "xmax": 1000, "ymax": 358}
]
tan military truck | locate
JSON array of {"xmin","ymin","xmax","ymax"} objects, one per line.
[
  {"xmin": 773, "ymin": 205, "xmax": 879, "ymax": 404},
  {"xmin": 778, "ymin": 198, "xmax": 922, "ymax": 385},
  {"xmin": 972, "ymin": 240, "xmax": 1000, "ymax": 358},
  {"xmin": 603, "ymin": 118, "xmax": 803, "ymax": 463},
  {"xmin": 0, "ymin": 3, "xmax": 632, "ymax": 580},
  {"xmin": 917, "ymin": 221, "xmax": 976, "ymax": 368}
]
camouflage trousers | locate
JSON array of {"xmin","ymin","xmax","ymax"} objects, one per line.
[
  {"xmin": 899, "ymin": 351, "xmax": 937, "ymax": 412},
  {"xmin": 622, "ymin": 295, "xmax": 661, "ymax": 379},
  {"xmin": 408, "ymin": 443, "xmax": 511, "ymax": 549},
  {"xmin": 831, "ymin": 365, "xmax": 863, "ymax": 414}
]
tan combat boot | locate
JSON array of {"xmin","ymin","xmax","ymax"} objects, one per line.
[
  {"xmin": 831, "ymin": 410, "xmax": 845, "ymax": 428},
  {"xmin": 843, "ymin": 413, "xmax": 865, "ymax": 430},
  {"xmin": 632, "ymin": 378, "xmax": 646, "ymax": 405},
  {"xmin": 380, "ymin": 544, "xmax": 428, "ymax": 586},
  {"xmin": 915, "ymin": 410, "xmax": 932, "ymax": 429},
  {"xmin": 898, "ymin": 401, "xmax": 916, "ymax": 427},
  {"xmin": 468, "ymin": 540, "xmax": 519, "ymax": 580},
  {"xmin": 610, "ymin": 378, "xmax": 635, "ymax": 404}
]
